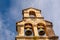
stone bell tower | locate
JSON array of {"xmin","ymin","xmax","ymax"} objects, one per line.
[{"xmin": 15, "ymin": 7, "xmax": 58, "ymax": 40}]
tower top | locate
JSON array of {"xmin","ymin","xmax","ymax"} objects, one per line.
[
  {"xmin": 16, "ymin": 7, "xmax": 58, "ymax": 40},
  {"xmin": 22, "ymin": 7, "xmax": 44, "ymax": 19},
  {"xmin": 22, "ymin": 7, "xmax": 41, "ymax": 12}
]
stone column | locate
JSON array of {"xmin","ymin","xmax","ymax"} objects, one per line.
[
  {"xmin": 19, "ymin": 26, "xmax": 24, "ymax": 36},
  {"xmin": 17, "ymin": 25, "xmax": 24, "ymax": 36},
  {"xmin": 33, "ymin": 25, "xmax": 39, "ymax": 36},
  {"xmin": 16, "ymin": 25, "xmax": 25, "ymax": 40}
]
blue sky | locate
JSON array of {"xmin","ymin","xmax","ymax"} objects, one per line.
[{"xmin": 0, "ymin": 0, "xmax": 60, "ymax": 40}]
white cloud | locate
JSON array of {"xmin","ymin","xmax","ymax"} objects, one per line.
[
  {"xmin": 5, "ymin": 30, "xmax": 15, "ymax": 40},
  {"xmin": 0, "ymin": 24, "xmax": 15, "ymax": 40},
  {"xmin": 0, "ymin": 13, "xmax": 15, "ymax": 40}
]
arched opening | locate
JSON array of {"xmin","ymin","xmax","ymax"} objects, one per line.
[
  {"xmin": 37, "ymin": 23, "xmax": 46, "ymax": 36},
  {"xmin": 29, "ymin": 11, "xmax": 36, "ymax": 17},
  {"xmin": 24, "ymin": 23, "xmax": 33, "ymax": 36},
  {"xmin": 25, "ymin": 23, "xmax": 32, "ymax": 29}
]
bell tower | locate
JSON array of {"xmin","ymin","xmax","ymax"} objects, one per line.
[{"xmin": 15, "ymin": 7, "xmax": 58, "ymax": 40}]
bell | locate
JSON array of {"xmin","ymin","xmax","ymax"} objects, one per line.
[
  {"xmin": 25, "ymin": 28, "xmax": 32, "ymax": 36},
  {"xmin": 39, "ymin": 28, "xmax": 45, "ymax": 36}
]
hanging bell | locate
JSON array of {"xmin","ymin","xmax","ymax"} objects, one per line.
[
  {"xmin": 39, "ymin": 28, "xmax": 45, "ymax": 36},
  {"xmin": 25, "ymin": 28, "xmax": 32, "ymax": 36}
]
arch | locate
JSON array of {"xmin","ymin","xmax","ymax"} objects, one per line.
[
  {"xmin": 24, "ymin": 23, "xmax": 34, "ymax": 36},
  {"xmin": 37, "ymin": 23, "xmax": 47, "ymax": 36},
  {"xmin": 37, "ymin": 23, "xmax": 46, "ymax": 31},
  {"xmin": 29, "ymin": 11, "xmax": 36, "ymax": 17},
  {"xmin": 24, "ymin": 23, "xmax": 33, "ymax": 29},
  {"xmin": 37, "ymin": 23, "xmax": 45, "ymax": 27},
  {"xmin": 25, "ymin": 23, "xmax": 32, "ymax": 26}
]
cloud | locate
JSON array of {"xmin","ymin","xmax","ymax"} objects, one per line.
[
  {"xmin": 0, "ymin": 12, "xmax": 15, "ymax": 40},
  {"xmin": 0, "ymin": 23, "xmax": 15, "ymax": 40},
  {"xmin": 0, "ymin": 0, "xmax": 17, "ymax": 40},
  {"xmin": 5, "ymin": 30, "xmax": 15, "ymax": 40}
]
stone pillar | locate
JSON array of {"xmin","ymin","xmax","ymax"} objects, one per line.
[
  {"xmin": 16, "ymin": 25, "xmax": 25, "ymax": 40},
  {"xmin": 19, "ymin": 26, "xmax": 24, "ymax": 36},
  {"xmin": 33, "ymin": 25, "xmax": 39, "ymax": 36}
]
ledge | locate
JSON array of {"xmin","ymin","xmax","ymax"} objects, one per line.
[{"xmin": 16, "ymin": 36, "xmax": 58, "ymax": 39}]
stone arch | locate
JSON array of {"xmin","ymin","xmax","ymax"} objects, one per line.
[
  {"xmin": 24, "ymin": 23, "xmax": 34, "ymax": 36},
  {"xmin": 29, "ymin": 11, "xmax": 36, "ymax": 17},
  {"xmin": 37, "ymin": 23, "xmax": 46, "ymax": 27},
  {"xmin": 37, "ymin": 23, "xmax": 46, "ymax": 36},
  {"xmin": 24, "ymin": 23, "xmax": 33, "ymax": 28},
  {"xmin": 37, "ymin": 23, "xmax": 46, "ymax": 30}
]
